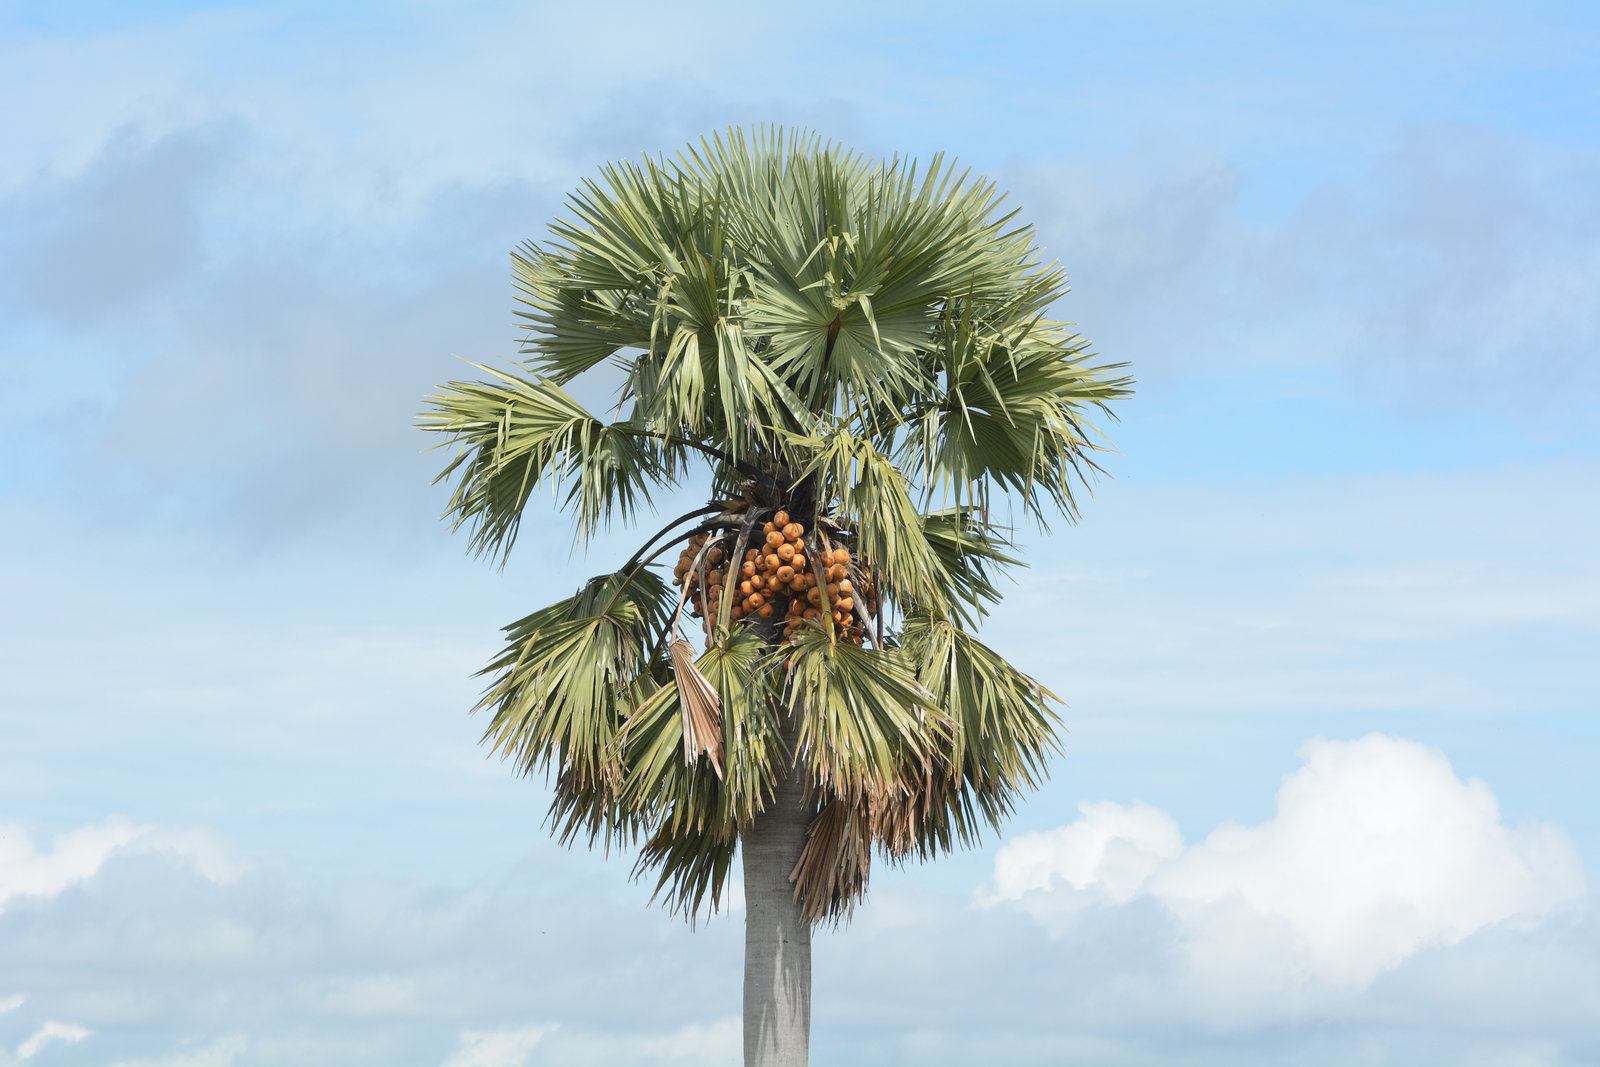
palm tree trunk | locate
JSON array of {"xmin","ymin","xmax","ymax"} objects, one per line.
[{"xmin": 742, "ymin": 746, "xmax": 811, "ymax": 1066}]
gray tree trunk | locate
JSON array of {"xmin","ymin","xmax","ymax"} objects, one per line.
[{"xmin": 741, "ymin": 745, "xmax": 812, "ymax": 1066}]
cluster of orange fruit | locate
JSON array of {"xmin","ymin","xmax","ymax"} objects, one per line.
[{"xmin": 670, "ymin": 512, "xmax": 877, "ymax": 645}]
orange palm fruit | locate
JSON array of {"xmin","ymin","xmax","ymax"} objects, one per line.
[
  {"xmin": 774, "ymin": 510, "xmax": 790, "ymax": 526},
  {"xmin": 777, "ymin": 565, "xmax": 795, "ymax": 583},
  {"xmin": 783, "ymin": 522, "xmax": 803, "ymax": 541},
  {"xmin": 741, "ymin": 561, "xmax": 756, "ymax": 578},
  {"xmin": 751, "ymin": 574, "xmax": 766, "ymax": 590},
  {"xmin": 837, "ymin": 596, "xmax": 853, "ymax": 611},
  {"xmin": 827, "ymin": 582, "xmax": 840, "ymax": 597},
  {"xmin": 838, "ymin": 578, "xmax": 852, "ymax": 593},
  {"xmin": 765, "ymin": 553, "xmax": 781, "ymax": 571},
  {"xmin": 777, "ymin": 542, "xmax": 795, "ymax": 562},
  {"xmin": 740, "ymin": 579, "xmax": 754, "ymax": 596},
  {"xmin": 807, "ymin": 587, "xmax": 822, "ymax": 606},
  {"xmin": 804, "ymin": 607, "xmax": 820, "ymax": 621},
  {"xmin": 748, "ymin": 592, "xmax": 765, "ymax": 608},
  {"xmin": 708, "ymin": 546, "xmax": 724, "ymax": 565},
  {"xmin": 765, "ymin": 531, "xmax": 784, "ymax": 547},
  {"xmin": 758, "ymin": 603, "xmax": 774, "ymax": 618}
]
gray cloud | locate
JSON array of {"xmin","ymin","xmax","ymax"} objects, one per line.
[
  {"xmin": 1006, "ymin": 125, "xmax": 1600, "ymax": 413},
  {"xmin": 0, "ymin": 123, "xmax": 238, "ymax": 326},
  {"xmin": 1322, "ymin": 125, "xmax": 1600, "ymax": 409},
  {"xmin": 9, "ymin": 152, "xmax": 573, "ymax": 543}
]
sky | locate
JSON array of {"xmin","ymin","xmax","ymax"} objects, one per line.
[{"xmin": 1, "ymin": 1, "xmax": 1597, "ymax": 1064}]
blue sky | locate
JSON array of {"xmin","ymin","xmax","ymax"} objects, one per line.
[{"xmin": 1, "ymin": 2, "xmax": 1597, "ymax": 1064}]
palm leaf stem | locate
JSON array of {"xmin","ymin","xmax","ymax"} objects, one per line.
[
  {"xmin": 640, "ymin": 532, "xmax": 728, "ymax": 668},
  {"xmin": 717, "ymin": 508, "xmax": 765, "ymax": 632},
  {"xmin": 617, "ymin": 504, "xmax": 727, "ymax": 575}
]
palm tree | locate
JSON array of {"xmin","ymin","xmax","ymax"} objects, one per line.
[{"xmin": 420, "ymin": 128, "xmax": 1131, "ymax": 1066}]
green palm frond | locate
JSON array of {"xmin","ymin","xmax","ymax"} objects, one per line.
[
  {"xmin": 426, "ymin": 126, "xmax": 1132, "ymax": 929},
  {"xmin": 477, "ymin": 569, "xmax": 673, "ymax": 789},
  {"xmin": 920, "ymin": 507, "xmax": 1023, "ymax": 624},
  {"xmin": 900, "ymin": 611, "xmax": 1062, "ymax": 844},
  {"xmin": 788, "ymin": 423, "xmax": 951, "ymax": 614},
  {"xmin": 896, "ymin": 309, "xmax": 1133, "ymax": 523},
  {"xmin": 420, "ymin": 365, "xmax": 682, "ymax": 557},
  {"xmin": 784, "ymin": 624, "xmax": 946, "ymax": 798},
  {"xmin": 611, "ymin": 628, "xmax": 786, "ymax": 918}
]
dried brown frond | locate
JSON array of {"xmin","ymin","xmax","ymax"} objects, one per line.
[
  {"xmin": 671, "ymin": 638, "xmax": 724, "ymax": 778},
  {"xmin": 789, "ymin": 791, "xmax": 874, "ymax": 925}
]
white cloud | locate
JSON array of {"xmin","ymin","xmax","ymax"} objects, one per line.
[
  {"xmin": 988, "ymin": 734, "xmax": 1588, "ymax": 991},
  {"xmin": 441, "ymin": 1025, "xmax": 555, "ymax": 1067},
  {"xmin": 16, "ymin": 1021, "xmax": 90, "ymax": 1060},
  {"xmin": 0, "ymin": 817, "xmax": 241, "ymax": 913},
  {"xmin": 0, "ymin": 994, "xmax": 22, "ymax": 1013}
]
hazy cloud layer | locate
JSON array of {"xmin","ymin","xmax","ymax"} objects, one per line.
[
  {"xmin": 0, "ymin": 735, "xmax": 1593, "ymax": 1066},
  {"xmin": 1007, "ymin": 126, "xmax": 1600, "ymax": 411}
]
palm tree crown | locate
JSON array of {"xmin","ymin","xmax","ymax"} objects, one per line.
[{"xmin": 420, "ymin": 128, "xmax": 1131, "ymax": 928}]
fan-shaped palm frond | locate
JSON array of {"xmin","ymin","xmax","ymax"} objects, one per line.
[{"xmin": 423, "ymin": 126, "xmax": 1131, "ymax": 938}]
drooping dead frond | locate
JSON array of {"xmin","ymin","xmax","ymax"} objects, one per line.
[
  {"xmin": 790, "ymin": 791, "xmax": 874, "ymax": 925},
  {"xmin": 671, "ymin": 639, "xmax": 724, "ymax": 778}
]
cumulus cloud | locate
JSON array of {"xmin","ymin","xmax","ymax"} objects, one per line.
[
  {"xmin": 0, "ymin": 817, "xmax": 240, "ymax": 913},
  {"xmin": 988, "ymin": 734, "xmax": 1588, "ymax": 991}
]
